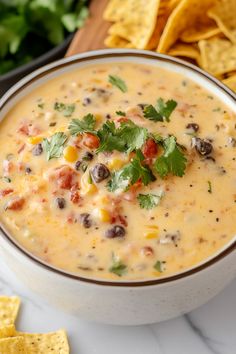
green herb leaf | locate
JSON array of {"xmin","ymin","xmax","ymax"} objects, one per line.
[
  {"xmin": 154, "ymin": 136, "xmax": 187, "ymax": 178},
  {"xmin": 109, "ymin": 255, "xmax": 127, "ymax": 277},
  {"xmin": 143, "ymin": 98, "xmax": 177, "ymax": 122},
  {"xmin": 37, "ymin": 102, "xmax": 44, "ymax": 109},
  {"xmin": 68, "ymin": 114, "xmax": 96, "ymax": 136},
  {"xmin": 137, "ymin": 192, "xmax": 164, "ymax": 210},
  {"xmin": 207, "ymin": 180, "xmax": 212, "ymax": 194},
  {"xmin": 107, "ymin": 150, "xmax": 156, "ymax": 192},
  {"xmin": 154, "ymin": 260, "xmax": 166, "ymax": 272},
  {"xmin": 97, "ymin": 121, "xmax": 126, "ymax": 153},
  {"xmin": 156, "ymin": 98, "xmax": 177, "ymax": 122},
  {"xmin": 97, "ymin": 119, "xmax": 148, "ymax": 154},
  {"xmin": 116, "ymin": 110, "xmax": 126, "ymax": 116},
  {"xmin": 143, "ymin": 104, "xmax": 163, "ymax": 122},
  {"xmin": 54, "ymin": 102, "xmax": 75, "ymax": 117},
  {"xmin": 42, "ymin": 132, "xmax": 67, "ymax": 161},
  {"xmin": 108, "ymin": 75, "xmax": 127, "ymax": 93},
  {"xmin": 3, "ymin": 177, "xmax": 11, "ymax": 183}
]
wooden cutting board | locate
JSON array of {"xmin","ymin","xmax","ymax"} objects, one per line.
[{"xmin": 66, "ymin": 0, "xmax": 110, "ymax": 57}]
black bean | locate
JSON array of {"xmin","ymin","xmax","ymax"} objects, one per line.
[
  {"xmin": 79, "ymin": 213, "xmax": 92, "ymax": 228},
  {"xmin": 106, "ymin": 114, "xmax": 111, "ymax": 119},
  {"xmin": 90, "ymin": 163, "xmax": 110, "ymax": 183},
  {"xmin": 25, "ymin": 167, "xmax": 32, "ymax": 174},
  {"xmin": 82, "ymin": 97, "xmax": 91, "ymax": 106},
  {"xmin": 32, "ymin": 143, "xmax": 43, "ymax": 156},
  {"xmin": 186, "ymin": 123, "xmax": 199, "ymax": 132},
  {"xmin": 49, "ymin": 122, "xmax": 57, "ymax": 127},
  {"xmin": 55, "ymin": 197, "xmax": 66, "ymax": 209},
  {"xmin": 192, "ymin": 137, "xmax": 213, "ymax": 155},
  {"xmin": 75, "ymin": 160, "xmax": 82, "ymax": 171},
  {"xmin": 105, "ymin": 225, "xmax": 126, "ymax": 239},
  {"xmin": 83, "ymin": 152, "xmax": 94, "ymax": 161}
]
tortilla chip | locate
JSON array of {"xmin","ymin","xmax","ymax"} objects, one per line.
[
  {"xmin": 108, "ymin": 0, "xmax": 160, "ymax": 49},
  {"xmin": 223, "ymin": 74, "xmax": 236, "ymax": 92},
  {"xmin": 16, "ymin": 329, "xmax": 69, "ymax": 354},
  {"xmin": 180, "ymin": 23, "xmax": 221, "ymax": 43},
  {"xmin": 0, "ymin": 296, "xmax": 20, "ymax": 326},
  {"xmin": 147, "ymin": 0, "xmax": 181, "ymax": 50},
  {"xmin": 0, "ymin": 324, "xmax": 15, "ymax": 339},
  {"xmin": 157, "ymin": 0, "xmax": 217, "ymax": 53},
  {"xmin": 208, "ymin": 0, "xmax": 236, "ymax": 44},
  {"xmin": 199, "ymin": 38, "xmax": 236, "ymax": 76},
  {"xmin": 0, "ymin": 336, "xmax": 25, "ymax": 353},
  {"xmin": 103, "ymin": 0, "xmax": 130, "ymax": 22},
  {"xmin": 168, "ymin": 42, "xmax": 201, "ymax": 65},
  {"xmin": 105, "ymin": 35, "xmax": 133, "ymax": 48}
]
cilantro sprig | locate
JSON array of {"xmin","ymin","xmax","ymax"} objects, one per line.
[
  {"xmin": 42, "ymin": 132, "xmax": 67, "ymax": 161},
  {"xmin": 143, "ymin": 98, "xmax": 177, "ymax": 122},
  {"xmin": 107, "ymin": 150, "xmax": 156, "ymax": 192},
  {"xmin": 68, "ymin": 114, "xmax": 96, "ymax": 136},
  {"xmin": 154, "ymin": 136, "xmax": 187, "ymax": 178},
  {"xmin": 97, "ymin": 119, "xmax": 148, "ymax": 154},
  {"xmin": 108, "ymin": 75, "xmax": 127, "ymax": 93},
  {"xmin": 54, "ymin": 102, "xmax": 75, "ymax": 117},
  {"xmin": 137, "ymin": 192, "xmax": 164, "ymax": 210}
]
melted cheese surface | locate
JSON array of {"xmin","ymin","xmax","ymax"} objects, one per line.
[{"xmin": 0, "ymin": 62, "xmax": 235, "ymax": 280}]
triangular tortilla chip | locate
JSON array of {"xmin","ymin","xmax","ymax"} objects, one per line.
[
  {"xmin": 180, "ymin": 23, "xmax": 220, "ymax": 43},
  {"xmin": 0, "ymin": 296, "xmax": 20, "ymax": 326},
  {"xmin": 0, "ymin": 336, "xmax": 25, "ymax": 353},
  {"xmin": 158, "ymin": 0, "xmax": 217, "ymax": 53},
  {"xmin": 223, "ymin": 74, "xmax": 236, "ymax": 92},
  {"xmin": 199, "ymin": 38, "xmax": 236, "ymax": 76},
  {"xmin": 168, "ymin": 42, "xmax": 201, "ymax": 65},
  {"xmin": 208, "ymin": 0, "xmax": 236, "ymax": 44}
]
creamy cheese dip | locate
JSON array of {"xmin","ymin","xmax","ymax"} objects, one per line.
[{"xmin": 0, "ymin": 62, "xmax": 235, "ymax": 280}]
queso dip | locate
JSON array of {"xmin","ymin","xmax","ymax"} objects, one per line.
[{"xmin": 0, "ymin": 62, "xmax": 235, "ymax": 280}]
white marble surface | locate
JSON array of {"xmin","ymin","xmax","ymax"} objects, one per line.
[{"xmin": 0, "ymin": 257, "xmax": 235, "ymax": 354}]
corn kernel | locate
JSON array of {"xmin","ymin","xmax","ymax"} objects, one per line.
[
  {"xmin": 95, "ymin": 114, "xmax": 103, "ymax": 122},
  {"xmin": 108, "ymin": 158, "xmax": 124, "ymax": 170},
  {"xmin": 98, "ymin": 208, "xmax": 111, "ymax": 222},
  {"xmin": 144, "ymin": 231, "xmax": 159, "ymax": 239},
  {"xmin": 80, "ymin": 173, "xmax": 98, "ymax": 195},
  {"xmin": 63, "ymin": 145, "xmax": 78, "ymax": 162},
  {"xmin": 27, "ymin": 136, "xmax": 43, "ymax": 145},
  {"xmin": 95, "ymin": 195, "xmax": 109, "ymax": 205}
]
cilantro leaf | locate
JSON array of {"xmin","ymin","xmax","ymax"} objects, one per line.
[
  {"xmin": 156, "ymin": 98, "xmax": 177, "ymax": 122},
  {"xmin": 108, "ymin": 75, "xmax": 127, "ymax": 93},
  {"xmin": 154, "ymin": 260, "xmax": 166, "ymax": 272},
  {"xmin": 119, "ymin": 120, "xmax": 148, "ymax": 153},
  {"xmin": 143, "ymin": 105, "xmax": 163, "ymax": 122},
  {"xmin": 97, "ymin": 121, "xmax": 126, "ymax": 153},
  {"xmin": 107, "ymin": 150, "xmax": 156, "ymax": 192},
  {"xmin": 97, "ymin": 119, "xmax": 148, "ymax": 154},
  {"xmin": 116, "ymin": 110, "xmax": 126, "ymax": 116},
  {"xmin": 143, "ymin": 98, "xmax": 177, "ymax": 122},
  {"xmin": 109, "ymin": 260, "xmax": 127, "ymax": 277},
  {"xmin": 54, "ymin": 102, "xmax": 75, "ymax": 117},
  {"xmin": 68, "ymin": 114, "xmax": 96, "ymax": 136},
  {"xmin": 154, "ymin": 136, "xmax": 187, "ymax": 178},
  {"xmin": 42, "ymin": 132, "xmax": 67, "ymax": 160},
  {"xmin": 137, "ymin": 192, "xmax": 164, "ymax": 210}
]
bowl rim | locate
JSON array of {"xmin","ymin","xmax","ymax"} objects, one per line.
[{"xmin": 0, "ymin": 48, "xmax": 235, "ymax": 287}]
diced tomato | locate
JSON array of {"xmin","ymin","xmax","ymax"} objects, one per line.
[
  {"xmin": 0, "ymin": 189, "xmax": 14, "ymax": 197},
  {"xmin": 141, "ymin": 246, "xmax": 154, "ymax": 257},
  {"xmin": 5, "ymin": 197, "xmax": 25, "ymax": 210},
  {"xmin": 117, "ymin": 117, "xmax": 129, "ymax": 123},
  {"xmin": 118, "ymin": 214, "xmax": 128, "ymax": 227},
  {"xmin": 18, "ymin": 122, "xmax": 41, "ymax": 136},
  {"xmin": 56, "ymin": 165, "xmax": 76, "ymax": 190},
  {"xmin": 70, "ymin": 184, "xmax": 81, "ymax": 204},
  {"xmin": 83, "ymin": 133, "xmax": 100, "ymax": 149},
  {"xmin": 142, "ymin": 138, "xmax": 158, "ymax": 159}
]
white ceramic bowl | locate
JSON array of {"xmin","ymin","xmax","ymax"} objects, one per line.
[{"xmin": 0, "ymin": 49, "xmax": 236, "ymax": 325}]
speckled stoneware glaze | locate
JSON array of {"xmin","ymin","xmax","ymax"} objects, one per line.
[{"xmin": 0, "ymin": 50, "xmax": 235, "ymax": 325}]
